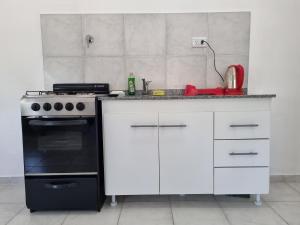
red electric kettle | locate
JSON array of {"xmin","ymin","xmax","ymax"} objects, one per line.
[{"xmin": 224, "ymin": 64, "xmax": 244, "ymax": 95}]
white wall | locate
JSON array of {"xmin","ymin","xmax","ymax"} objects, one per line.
[{"xmin": 0, "ymin": 0, "xmax": 299, "ymax": 176}]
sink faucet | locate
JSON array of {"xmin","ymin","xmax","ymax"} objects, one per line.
[{"xmin": 141, "ymin": 78, "xmax": 152, "ymax": 95}]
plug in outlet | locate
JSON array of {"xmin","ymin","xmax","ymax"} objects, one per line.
[{"xmin": 192, "ymin": 37, "xmax": 207, "ymax": 48}]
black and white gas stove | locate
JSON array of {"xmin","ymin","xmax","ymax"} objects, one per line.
[{"xmin": 20, "ymin": 83, "xmax": 109, "ymax": 212}]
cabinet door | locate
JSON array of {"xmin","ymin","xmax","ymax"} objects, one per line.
[
  {"xmin": 103, "ymin": 113, "xmax": 159, "ymax": 195},
  {"xmin": 159, "ymin": 112, "xmax": 213, "ymax": 194}
]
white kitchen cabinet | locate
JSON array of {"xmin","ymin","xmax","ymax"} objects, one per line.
[
  {"xmin": 103, "ymin": 113, "xmax": 159, "ymax": 195},
  {"xmin": 159, "ymin": 112, "xmax": 213, "ymax": 194},
  {"xmin": 101, "ymin": 98, "xmax": 274, "ymax": 206}
]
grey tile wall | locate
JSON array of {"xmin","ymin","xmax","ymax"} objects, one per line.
[
  {"xmin": 41, "ymin": 12, "xmax": 250, "ymax": 91},
  {"xmin": 166, "ymin": 13, "xmax": 208, "ymax": 56},
  {"xmin": 83, "ymin": 14, "xmax": 124, "ymax": 56},
  {"xmin": 124, "ymin": 14, "xmax": 166, "ymax": 56},
  {"xmin": 44, "ymin": 57, "xmax": 84, "ymax": 90},
  {"xmin": 41, "ymin": 15, "xmax": 84, "ymax": 57},
  {"xmin": 84, "ymin": 57, "xmax": 125, "ymax": 90}
]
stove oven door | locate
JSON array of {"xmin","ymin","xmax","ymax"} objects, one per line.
[{"xmin": 22, "ymin": 116, "xmax": 98, "ymax": 175}]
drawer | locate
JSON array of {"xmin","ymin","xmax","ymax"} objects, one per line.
[
  {"xmin": 214, "ymin": 140, "xmax": 269, "ymax": 167},
  {"xmin": 214, "ymin": 167, "xmax": 269, "ymax": 194},
  {"xmin": 214, "ymin": 111, "xmax": 270, "ymax": 139},
  {"xmin": 25, "ymin": 176, "xmax": 98, "ymax": 210}
]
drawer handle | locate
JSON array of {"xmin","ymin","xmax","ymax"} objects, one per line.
[
  {"xmin": 159, "ymin": 125, "xmax": 187, "ymax": 128},
  {"xmin": 44, "ymin": 182, "xmax": 78, "ymax": 190},
  {"xmin": 229, "ymin": 152, "xmax": 258, "ymax": 156},
  {"xmin": 131, "ymin": 125, "xmax": 158, "ymax": 128},
  {"xmin": 230, "ymin": 124, "xmax": 259, "ymax": 128}
]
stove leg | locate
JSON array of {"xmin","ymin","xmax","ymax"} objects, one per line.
[
  {"xmin": 111, "ymin": 195, "xmax": 117, "ymax": 207},
  {"xmin": 254, "ymin": 194, "xmax": 262, "ymax": 206}
]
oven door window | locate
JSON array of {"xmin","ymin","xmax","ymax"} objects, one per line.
[
  {"xmin": 22, "ymin": 117, "xmax": 98, "ymax": 174},
  {"xmin": 38, "ymin": 130, "xmax": 82, "ymax": 152}
]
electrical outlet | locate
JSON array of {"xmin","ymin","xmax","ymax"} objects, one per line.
[{"xmin": 192, "ymin": 37, "xmax": 207, "ymax": 48}]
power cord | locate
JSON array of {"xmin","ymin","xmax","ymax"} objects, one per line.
[{"xmin": 201, "ymin": 40, "xmax": 224, "ymax": 82}]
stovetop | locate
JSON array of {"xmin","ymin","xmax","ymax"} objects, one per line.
[{"xmin": 21, "ymin": 91, "xmax": 101, "ymax": 117}]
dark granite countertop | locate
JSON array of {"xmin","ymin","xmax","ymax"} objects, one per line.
[{"xmin": 98, "ymin": 94, "xmax": 276, "ymax": 101}]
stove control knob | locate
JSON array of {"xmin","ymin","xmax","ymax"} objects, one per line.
[
  {"xmin": 76, "ymin": 102, "xmax": 85, "ymax": 111},
  {"xmin": 54, "ymin": 102, "xmax": 63, "ymax": 111},
  {"xmin": 43, "ymin": 103, "xmax": 52, "ymax": 111},
  {"xmin": 65, "ymin": 102, "xmax": 74, "ymax": 111},
  {"xmin": 31, "ymin": 103, "xmax": 40, "ymax": 111}
]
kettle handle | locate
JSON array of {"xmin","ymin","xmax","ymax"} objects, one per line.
[{"xmin": 235, "ymin": 65, "xmax": 244, "ymax": 89}]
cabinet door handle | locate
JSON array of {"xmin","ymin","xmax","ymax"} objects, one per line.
[
  {"xmin": 131, "ymin": 125, "xmax": 158, "ymax": 128},
  {"xmin": 229, "ymin": 152, "xmax": 258, "ymax": 156},
  {"xmin": 159, "ymin": 124, "xmax": 187, "ymax": 128},
  {"xmin": 230, "ymin": 124, "xmax": 259, "ymax": 128}
]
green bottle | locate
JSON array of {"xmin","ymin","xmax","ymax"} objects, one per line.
[{"xmin": 128, "ymin": 73, "xmax": 136, "ymax": 96}]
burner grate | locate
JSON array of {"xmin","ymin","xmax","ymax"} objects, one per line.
[
  {"xmin": 25, "ymin": 91, "xmax": 98, "ymax": 96},
  {"xmin": 25, "ymin": 91, "xmax": 54, "ymax": 96}
]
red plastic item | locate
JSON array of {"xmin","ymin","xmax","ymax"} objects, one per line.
[
  {"xmin": 184, "ymin": 85, "xmax": 224, "ymax": 96},
  {"xmin": 184, "ymin": 64, "xmax": 245, "ymax": 96}
]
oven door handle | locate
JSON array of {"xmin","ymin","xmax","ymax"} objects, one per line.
[
  {"xmin": 28, "ymin": 120, "xmax": 88, "ymax": 127},
  {"xmin": 44, "ymin": 182, "xmax": 78, "ymax": 190}
]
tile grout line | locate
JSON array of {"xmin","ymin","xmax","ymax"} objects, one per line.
[
  {"xmin": 213, "ymin": 196, "xmax": 234, "ymax": 225},
  {"xmin": 122, "ymin": 14, "xmax": 127, "ymax": 85},
  {"xmin": 168, "ymin": 196, "xmax": 175, "ymax": 225},
  {"xmin": 164, "ymin": 14, "xmax": 168, "ymax": 89},
  {"xmin": 263, "ymin": 200, "xmax": 290, "ymax": 225},
  {"xmin": 4, "ymin": 205, "xmax": 25, "ymax": 225},
  {"xmin": 285, "ymin": 181, "xmax": 300, "ymax": 195},
  {"xmin": 116, "ymin": 197, "xmax": 125, "ymax": 225},
  {"xmin": 60, "ymin": 211, "xmax": 70, "ymax": 225},
  {"xmin": 263, "ymin": 200, "xmax": 300, "ymax": 203},
  {"xmin": 205, "ymin": 12, "xmax": 209, "ymax": 87}
]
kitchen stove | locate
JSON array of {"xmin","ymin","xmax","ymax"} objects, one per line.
[
  {"xmin": 20, "ymin": 84, "xmax": 108, "ymax": 212},
  {"xmin": 21, "ymin": 91, "xmax": 98, "ymax": 117}
]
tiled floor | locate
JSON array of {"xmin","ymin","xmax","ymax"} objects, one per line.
[{"xmin": 1, "ymin": 178, "xmax": 300, "ymax": 225}]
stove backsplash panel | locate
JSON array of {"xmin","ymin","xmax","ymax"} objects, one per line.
[{"xmin": 41, "ymin": 12, "xmax": 250, "ymax": 91}]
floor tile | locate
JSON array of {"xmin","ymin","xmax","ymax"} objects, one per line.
[
  {"xmin": 0, "ymin": 184, "xmax": 25, "ymax": 203},
  {"xmin": 287, "ymin": 182, "xmax": 300, "ymax": 193},
  {"xmin": 63, "ymin": 202, "xmax": 121, "ymax": 225},
  {"xmin": 263, "ymin": 182, "xmax": 300, "ymax": 202},
  {"xmin": 172, "ymin": 201, "xmax": 229, "ymax": 225},
  {"xmin": 220, "ymin": 201, "xmax": 288, "ymax": 225},
  {"xmin": 9, "ymin": 178, "xmax": 24, "ymax": 185},
  {"xmin": 7, "ymin": 208, "xmax": 67, "ymax": 225},
  {"xmin": 119, "ymin": 201, "xmax": 173, "ymax": 225},
  {"xmin": 170, "ymin": 194, "xmax": 215, "ymax": 202},
  {"xmin": 124, "ymin": 195, "xmax": 169, "ymax": 202},
  {"xmin": 269, "ymin": 202, "xmax": 300, "ymax": 225},
  {"xmin": 0, "ymin": 178, "xmax": 11, "ymax": 186},
  {"xmin": 282, "ymin": 176, "xmax": 300, "ymax": 183},
  {"xmin": 0, "ymin": 204, "xmax": 24, "ymax": 225}
]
